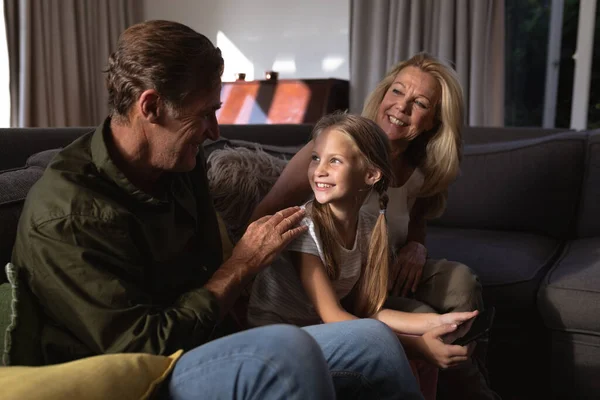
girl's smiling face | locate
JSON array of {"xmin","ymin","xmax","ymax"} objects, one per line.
[{"xmin": 308, "ymin": 128, "xmax": 369, "ymax": 206}]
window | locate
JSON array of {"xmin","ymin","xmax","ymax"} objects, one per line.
[
  {"xmin": 505, "ymin": 0, "xmax": 599, "ymax": 129},
  {"xmin": 0, "ymin": 1, "xmax": 11, "ymax": 127}
]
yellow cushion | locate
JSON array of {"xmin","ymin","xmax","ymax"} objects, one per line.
[{"xmin": 0, "ymin": 350, "xmax": 182, "ymax": 400}]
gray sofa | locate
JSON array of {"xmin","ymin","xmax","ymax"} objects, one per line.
[{"xmin": 1, "ymin": 124, "xmax": 599, "ymax": 399}]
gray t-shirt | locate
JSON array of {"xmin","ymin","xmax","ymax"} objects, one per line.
[{"xmin": 247, "ymin": 201, "xmax": 376, "ymax": 327}]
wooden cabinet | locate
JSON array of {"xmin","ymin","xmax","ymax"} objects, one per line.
[{"xmin": 217, "ymin": 78, "xmax": 349, "ymax": 124}]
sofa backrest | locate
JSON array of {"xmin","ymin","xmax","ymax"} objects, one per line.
[
  {"xmin": 461, "ymin": 126, "xmax": 572, "ymax": 145},
  {"xmin": 219, "ymin": 124, "xmax": 313, "ymax": 147},
  {"xmin": 431, "ymin": 131, "xmax": 588, "ymax": 239},
  {"xmin": 576, "ymin": 129, "xmax": 600, "ymax": 238},
  {"xmin": 0, "ymin": 150, "xmax": 61, "ymax": 283},
  {"xmin": 0, "ymin": 127, "xmax": 92, "ymax": 171}
]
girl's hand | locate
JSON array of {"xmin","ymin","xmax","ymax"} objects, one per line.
[
  {"xmin": 419, "ymin": 324, "xmax": 469, "ymax": 369},
  {"xmin": 438, "ymin": 310, "xmax": 478, "ymax": 327},
  {"xmin": 437, "ymin": 310, "xmax": 478, "ymax": 344},
  {"xmin": 390, "ymin": 241, "xmax": 427, "ymax": 297}
]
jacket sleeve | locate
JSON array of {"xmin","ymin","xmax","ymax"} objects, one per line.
[{"xmin": 14, "ymin": 214, "xmax": 220, "ymax": 356}]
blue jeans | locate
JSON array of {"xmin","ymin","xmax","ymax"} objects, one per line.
[{"xmin": 168, "ymin": 319, "xmax": 422, "ymax": 400}]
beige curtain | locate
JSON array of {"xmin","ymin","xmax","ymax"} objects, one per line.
[
  {"xmin": 350, "ymin": 0, "xmax": 505, "ymax": 127},
  {"xmin": 3, "ymin": 0, "xmax": 143, "ymax": 127}
]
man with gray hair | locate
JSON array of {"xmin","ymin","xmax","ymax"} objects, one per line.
[{"xmin": 13, "ymin": 20, "xmax": 422, "ymax": 399}]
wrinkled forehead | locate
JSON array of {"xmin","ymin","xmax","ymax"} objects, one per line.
[{"xmin": 391, "ymin": 66, "xmax": 441, "ymax": 102}]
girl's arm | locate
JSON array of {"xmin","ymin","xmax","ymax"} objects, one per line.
[
  {"xmin": 398, "ymin": 326, "xmax": 471, "ymax": 369},
  {"xmin": 289, "ymin": 251, "xmax": 359, "ymax": 323},
  {"xmin": 290, "ymin": 250, "xmax": 476, "ymax": 333},
  {"xmin": 372, "ymin": 308, "xmax": 477, "ymax": 336},
  {"xmin": 249, "ymin": 141, "xmax": 315, "ymax": 223}
]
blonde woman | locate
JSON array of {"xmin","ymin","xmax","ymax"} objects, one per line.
[{"xmin": 250, "ymin": 53, "xmax": 499, "ymax": 399}]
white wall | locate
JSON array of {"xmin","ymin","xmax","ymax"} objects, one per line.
[{"xmin": 143, "ymin": 0, "xmax": 349, "ymax": 82}]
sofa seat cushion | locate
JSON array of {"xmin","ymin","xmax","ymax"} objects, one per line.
[
  {"xmin": 538, "ymin": 237, "xmax": 600, "ymax": 334},
  {"xmin": 427, "ymin": 226, "xmax": 562, "ymax": 313}
]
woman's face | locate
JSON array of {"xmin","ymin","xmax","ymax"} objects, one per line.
[{"xmin": 376, "ymin": 66, "xmax": 440, "ymax": 147}]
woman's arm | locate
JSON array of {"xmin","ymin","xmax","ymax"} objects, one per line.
[
  {"xmin": 390, "ymin": 197, "xmax": 428, "ymax": 296},
  {"xmin": 290, "ymin": 251, "xmax": 359, "ymax": 323},
  {"xmin": 249, "ymin": 141, "xmax": 315, "ymax": 223},
  {"xmin": 406, "ymin": 197, "xmax": 427, "ymax": 244}
]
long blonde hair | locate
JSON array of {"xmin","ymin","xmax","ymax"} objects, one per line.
[
  {"xmin": 362, "ymin": 52, "xmax": 464, "ymax": 219},
  {"xmin": 310, "ymin": 113, "xmax": 393, "ymax": 317}
]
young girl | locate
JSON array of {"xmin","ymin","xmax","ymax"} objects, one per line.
[{"xmin": 247, "ymin": 113, "xmax": 475, "ymax": 399}]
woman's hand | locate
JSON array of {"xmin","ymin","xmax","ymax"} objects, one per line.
[
  {"xmin": 390, "ymin": 241, "xmax": 427, "ymax": 297},
  {"xmin": 418, "ymin": 324, "xmax": 470, "ymax": 369}
]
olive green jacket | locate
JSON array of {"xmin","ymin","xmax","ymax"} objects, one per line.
[{"xmin": 12, "ymin": 119, "xmax": 223, "ymax": 364}]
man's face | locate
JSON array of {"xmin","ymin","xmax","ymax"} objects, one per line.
[{"xmin": 157, "ymin": 85, "xmax": 222, "ymax": 172}]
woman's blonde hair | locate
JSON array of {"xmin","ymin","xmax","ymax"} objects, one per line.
[
  {"xmin": 362, "ymin": 52, "xmax": 464, "ymax": 218},
  {"xmin": 310, "ymin": 113, "xmax": 392, "ymax": 317}
]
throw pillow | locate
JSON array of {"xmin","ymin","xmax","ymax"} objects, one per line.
[
  {"xmin": 0, "ymin": 349, "xmax": 182, "ymax": 400},
  {"xmin": 207, "ymin": 145, "xmax": 288, "ymax": 243},
  {"xmin": 2, "ymin": 262, "xmax": 43, "ymax": 366}
]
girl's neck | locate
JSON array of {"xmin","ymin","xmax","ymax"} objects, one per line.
[{"xmin": 327, "ymin": 198, "xmax": 364, "ymax": 249}]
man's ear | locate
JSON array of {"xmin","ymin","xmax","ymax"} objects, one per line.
[
  {"xmin": 138, "ymin": 89, "xmax": 162, "ymax": 123},
  {"xmin": 365, "ymin": 167, "xmax": 382, "ymax": 187}
]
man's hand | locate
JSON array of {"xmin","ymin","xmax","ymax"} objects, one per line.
[
  {"xmin": 418, "ymin": 324, "xmax": 470, "ymax": 369},
  {"xmin": 232, "ymin": 206, "xmax": 308, "ymax": 274},
  {"xmin": 390, "ymin": 241, "xmax": 427, "ymax": 297},
  {"xmin": 205, "ymin": 206, "xmax": 307, "ymax": 319}
]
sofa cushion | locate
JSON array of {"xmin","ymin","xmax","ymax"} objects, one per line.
[
  {"xmin": 427, "ymin": 226, "xmax": 562, "ymax": 286},
  {"xmin": 576, "ymin": 129, "xmax": 600, "ymax": 238},
  {"xmin": 25, "ymin": 149, "xmax": 61, "ymax": 168},
  {"xmin": 0, "ymin": 350, "xmax": 182, "ymax": 400},
  {"xmin": 0, "ymin": 167, "xmax": 45, "ymax": 283},
  {"xmin": 431, "ymin": 132, "xmax": 587, "ymax": 239},
  {"xmin": 538, "ymin": 237, "xmax": 600, "ymax": 334},
  {"xmin": 207, "ymin": 146, "xmax": 288, "ymax": 243},
  {"xmin": 427, "ymin": 226, "xmax": 562, "ymax": 315}
]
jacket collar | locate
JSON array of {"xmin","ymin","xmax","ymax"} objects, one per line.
[{"xmin": 91, "ymin": 118, "xmax": 170, "ymax": 206}]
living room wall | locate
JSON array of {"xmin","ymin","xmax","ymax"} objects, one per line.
[{"xmin": 143, "ymin": 0, "xmax": 350, "ymax": 82}]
